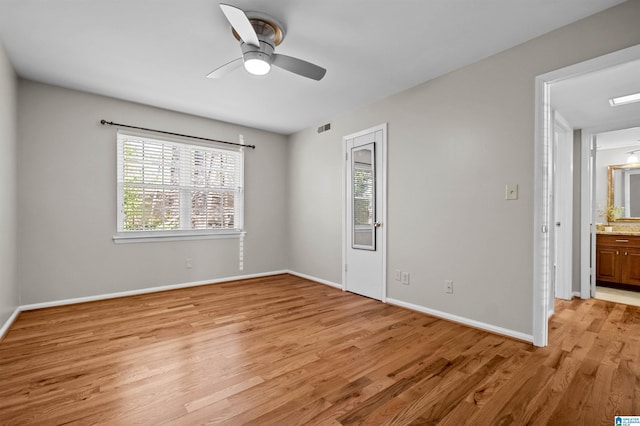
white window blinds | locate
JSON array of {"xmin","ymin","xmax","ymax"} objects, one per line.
[{"xmin": 116, "ymin": 132, "xmax": 243, "ymax": 234}]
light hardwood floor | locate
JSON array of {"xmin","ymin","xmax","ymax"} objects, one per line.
[{"xmin": 1, "ymin": 274, "xmax": 638, "ymax": 424}]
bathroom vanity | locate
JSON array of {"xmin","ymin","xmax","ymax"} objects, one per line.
[{"xmin": 596, "ymin": 233, "xmax": 640, "ymax": 286}]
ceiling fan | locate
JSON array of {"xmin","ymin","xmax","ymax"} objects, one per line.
[{"xmin": 207, "ymin": 4, "xmax": 326, "ymax": 81}]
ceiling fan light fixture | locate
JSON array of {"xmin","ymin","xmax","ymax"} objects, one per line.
[
  {"xmin": 244, "ymin": 58, "xmax": 271, "ymax": 75},
  {"xmin": 211, "ymin": 4, "xmax": 326, "ymax": 81},
  {"xmin": 242, "ymin": 44, "xmax": 273, "ymax": 76}
]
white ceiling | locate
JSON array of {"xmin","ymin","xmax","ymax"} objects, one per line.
[
  {"xmin": 551, "ymin": 59, "xmax": 640, "ymax": 132},
  {"xmin": 0, "ymin": 0, "xmax": 627, "ymax": 135},
  {"xmin": 595, "ymin": 127, "xmax": 640, "ymax": 151},
  {"xmin": 551, "ymin": 55, "xmax": 640, "ymax": 151}
]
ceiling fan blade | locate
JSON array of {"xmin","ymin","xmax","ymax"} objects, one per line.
[
  {"xmin": 272, "ymin": 54, "xmax": 326, "ymax": 81},
  {"xmin": 219, "ymin": 4, "xmax": 260, "ymax": 47},
  {"xmin": 206, "ymin": 58, "xmax": 243, "ymax": 78}
]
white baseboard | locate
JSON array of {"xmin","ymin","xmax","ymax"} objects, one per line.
[
  {"xmin": 386, "ymin": 298, "xmax": 533, "ymax": 343},
  {"xmin": 286, "ymin": 270, "xmax": 343, "ymax": 290},
  {"xmin": 0, "ymin": 307, "xmax": 21, "ymax": 341},
  {"xmin": 8, "ymin": 272, "xmax": 529, "ymax": 346},
  {"xmin": 573, "ymin": 291, "xmax": 582, "ymax": 298},
  {"xmin": 286, "ymin": 275, "xmax": 530, "ymax": 343},
  {"xmin": 20, "ymin": 270, "xmax": 289, "ymax": 311}
]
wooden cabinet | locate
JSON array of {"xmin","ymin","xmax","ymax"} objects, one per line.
[
  {"xmin": 623, "ymin": 248, "xmax": 640, "ymax": 285},
  {"xmin": 596, "ymin": 234, "xmax": 640, "ymax": 287},
  {"xmin": 596, "ymin": 245, "xmax": 620, "ymax": 282}
]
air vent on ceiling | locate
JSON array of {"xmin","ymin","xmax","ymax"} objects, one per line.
[{"xmin": 317, "ymin": 123, "xmax": 331, "ymax": 134}]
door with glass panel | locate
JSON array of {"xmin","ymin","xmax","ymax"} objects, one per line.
[{"xmin": 344, "ymin": 124, "xmax": 386, "ymax": 301}]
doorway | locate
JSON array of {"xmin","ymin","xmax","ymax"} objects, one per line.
[
  {"xmin": 343, "ymin": 124, "xmax": 387, "ymax": 301},
  {"xmin": 533, "ymin": 44, "xmax": 640, "ymax": 347},
  {"xmin": 590, "ymin": 126, "xmax": 640, "ymax": 307}
]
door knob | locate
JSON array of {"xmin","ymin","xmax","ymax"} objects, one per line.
[{"xmin": 374, "ymin": 222, "xmax": 382, "ymax": 228}]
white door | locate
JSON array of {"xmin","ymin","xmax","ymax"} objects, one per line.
[
  {"xmin": 590, "ymin": 134, "xmax": 597, "ymax": 298},
  {"xmin": 580, "ymin": 131, "xmax": 596, "ymax": 300},
  {"xmin": 343, "ymin": 124, "xmax": 386, "ymax": 301},
  {"xmin": 553, "ymin": 112, "xmax": 573, "ymax": 302}
]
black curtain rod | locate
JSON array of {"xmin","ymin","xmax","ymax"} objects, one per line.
[{"xmin": 100, "ymin": 120, "xmax": 256, "ymax": 149}]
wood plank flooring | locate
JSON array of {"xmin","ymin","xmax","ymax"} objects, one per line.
[{"xmin": 0, "ymin": 274, "xmax": 638, "ymax": 424}]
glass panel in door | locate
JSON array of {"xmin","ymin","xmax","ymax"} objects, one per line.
[{"xmin": 352, "ymin": 142, "xmax": 375, "ymax": 250}]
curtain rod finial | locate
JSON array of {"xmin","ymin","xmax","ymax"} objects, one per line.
[{"xmin": 100, "ymin": 119, "xmax": 107, "ymax": 125}]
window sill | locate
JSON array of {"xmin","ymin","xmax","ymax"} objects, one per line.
[{"xmin": 113, "ymin": 230, "xmax": 245, "ymax": 244}]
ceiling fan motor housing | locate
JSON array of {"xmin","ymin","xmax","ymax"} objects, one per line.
[
  {"xmin": 237, "ymin": 16, "xmax": 282, "ymax": 66},
  {"xmin": 241, "ymin": 36, "xmax": 275, "ymax": 65}
]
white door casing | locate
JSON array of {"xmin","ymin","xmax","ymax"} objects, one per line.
[{"xmin": 343, "ymin": 124, "xmax": 387, "ymax": 301}]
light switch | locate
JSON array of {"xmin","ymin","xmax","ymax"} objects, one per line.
[{"xmin": 505, "ymin": 184, "xmax": 518, "ymax": 200}]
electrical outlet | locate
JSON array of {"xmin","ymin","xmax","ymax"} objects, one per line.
[
  {"xmin": 445, "ymin": 280, "xmax": 454, "ymax": 294},
  {"xmin": 395, "ymin": 270, "xmax": 402, "ymax": 281},
  {"xmin": 186, "ymin": 258, "xmax": 193, "ymax": 269},
  {"xmin": 401, "ymin": 272, "xmax": 410, "ymax": 285}
]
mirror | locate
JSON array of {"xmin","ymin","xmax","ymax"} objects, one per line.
[
  {"xmin": 352, "ymin": 143, "xmax": 376, "ymax": 250},
  {"xmin": 608, "ymin": 163, "xmax": 640, "ymax": 221}
]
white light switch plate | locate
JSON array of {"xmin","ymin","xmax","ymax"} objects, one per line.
[{"xmin": 505, "ymin": 184, "xmax": 518, "ymax": 200}]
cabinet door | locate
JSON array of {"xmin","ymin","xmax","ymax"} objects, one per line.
[
  {"xmin": 622, "ymin": 247, "xmax": 640, "ymax": 286},
  {"xmin": 596, "ymin": 246, "xmax": 620, "ymax": 283}
]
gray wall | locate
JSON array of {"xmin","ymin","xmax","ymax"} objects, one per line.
[
  {"xmin": 0, "ymin": 41, "xmax": 18, "ymax": 325},
  {"xmin": 288, "ymin": 1, "xmax": 640, "ymax": 336},
  {"xmin": 17, "ymin": 81, "xmax": 289, "ymax": 304}
]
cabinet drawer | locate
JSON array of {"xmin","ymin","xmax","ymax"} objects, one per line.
[{"xmin": 597, "ymin": 234, "xmax": 640, "ymax": 248}]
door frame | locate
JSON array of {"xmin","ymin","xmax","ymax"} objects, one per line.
[
  {"xmin": 580, "ymin": 118, "xmax": 640, "ymax": 298},
  {"xmin": 342, "ymin": 123, "xmax": 388, "ymax": 301},
  {"xmin": 533, "ymin": 43, "xmax": 640, "ymax": 347}
]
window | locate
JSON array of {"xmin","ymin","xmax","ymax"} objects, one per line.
[{"xmin": 115, "ymin": 132, "xmax": 243, "ymax": 241}]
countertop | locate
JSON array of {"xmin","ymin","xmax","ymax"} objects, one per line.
[{"xmin": 596, "ymin": 230, "xmax": 640, "ymax": 236}]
